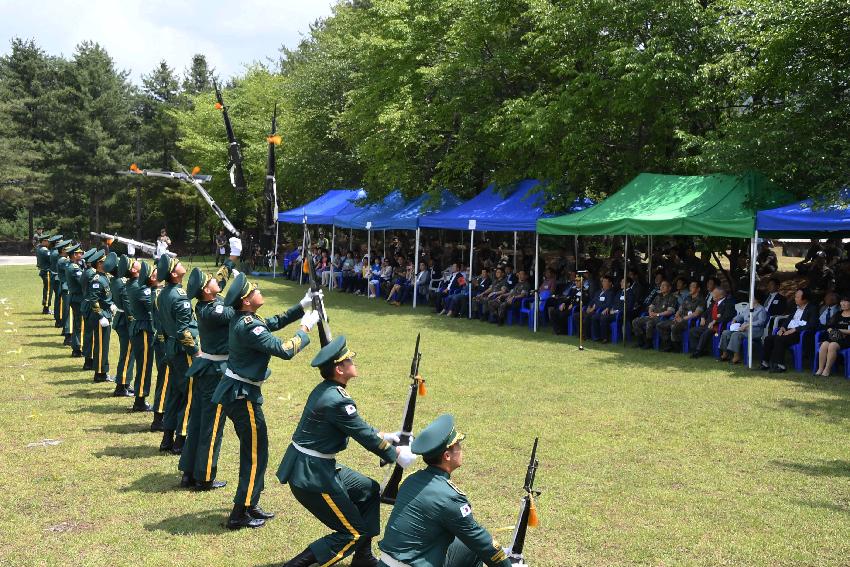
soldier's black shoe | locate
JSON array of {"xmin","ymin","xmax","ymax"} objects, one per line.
[
  {"xmin": 247, "ymin": 504, "xmax": 275, "ymax": 520},
  {"xmin": 42, "ymin": 307, "xmax": 50, "ymax": 315},
  {"xmin": 351, "ymin": 538, "xmax": 379, "ymax": 567},
  {"xmin": 113, "ymin": 384, "xmax": 134, "ymax": 397},
  {"xmin": 171, "ymin": 435, "xmax": 185, "ymax": 455},
  {"xmin": 150, "ymin": 412, "xmax": 164, "ymax": 431},
  {"xmin": 226, "ymin": 504, "xmax": 265, "ymax": 530},
  {"xmin": 131, "ymin": 397, "xmax": 152, "ymax": 412},
  {"xmin": 63, "ymin": 335, "xmax": 72, "ymax": 346},
  {"xmin": 93, "ymin": 373, "xmax": 108, "ymax": 383},
  {"xmin": 83, "ymin": 359, "xmax": 93, "ymax": 371},
  {"xmin": 54, "ymin": 321, "xmax": 63, "ymax": 328},
  {"xmin": 195, "ymin": 479, "xmax": 227, "ymax": 491},
  {"xmin": 180, "ymin": 473, "xmax": 196, "ymax": 488},
  {"xmin": 105, "ymin": 374, "xmax": 116, "ymax": 383},
  {"xmin": 282, "ymin": 547, "xmax": 316, "ymax": 566},
  {"xmin": 71, "ymin": 350, "xmax": 83, "ymax": 358},
  {"xmin": 159, "ymin": 430, "xmax": 175, "ymax": 452}
]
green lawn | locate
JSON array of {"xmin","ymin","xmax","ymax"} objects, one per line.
[{"xmin": 1, "ymin": 262, "xmax": 849, "ymax": 566}]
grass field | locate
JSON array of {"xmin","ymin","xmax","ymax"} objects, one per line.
[{"xmin": 2, "ymin": 261, "xmax": 850, "ymax": 566}]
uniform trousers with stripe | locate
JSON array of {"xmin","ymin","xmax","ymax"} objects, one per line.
[
  {"xmin": 442, "ymin": 538, "xmax": 486, "ymax": 567},
  {"xmin": 52, "ymin": 277, "xmax": 62, "ymax": 324},
  {"xmin": 163, "ymin": 353, "xmax": 192, "ymax": 432},
  {"xmin": 221, "ymin": 398, "xmax": 268, "ymax": 507},
  {"xmin": 114, "ymin": 323, "xmax": 134, "ymax": 386},
  {"xmin": 178, "ymin": 369, "xmax": 227, "ymax": 482},
  {"xmin": 290, "ymin": 466, "xmax": 380, "ymax": 565},
  {"xmin": 82, "ymin": 307, "xmax": 95, "ymax": 360},
  {"xmin": 131, "ymin": 329, "xmax": 154, "ymax": 398},
  {"xmin": 40, "ymin": 270, "xmax": 51, "ymax": 308},
  {"xmin": 153, "ymin": 339, "xmax": 170, "ymax": 414},
  {"xmin": 88, "ymin": 313, "xmax": 110, "ymax": 374},
  {"xmin": 61, "ymin": 290, "xmax": 71, "ymax": 335},
  {"xmin": 69, "ymin": 301, "xmax": 82, "ymax": 351}
]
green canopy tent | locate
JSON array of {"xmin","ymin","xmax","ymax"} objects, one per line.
[{"xmin": 537, "ymin": 171, "xmax": 791, "ymax": 365}]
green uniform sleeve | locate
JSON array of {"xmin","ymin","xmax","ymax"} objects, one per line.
[
  {"xmin": 265, "ymin": 304, "xmax": 305, "ymax": 331},
  {"xmin": 241, "ymin": 322, "xmax": 309, "ymax": 360},
  {"xmin": 174, "ymin": 296, "xmax": 200, "ymax": 355},
  {"xmin": 204, "ymin": 302, "xmax": 235, "ymax": 325},
  {"xmin": 88, "ymin": 275, "xmax": 114, "ymax": 319},
  {"xmin": 441, "ymin": 494, "xmax": 512, "ymax": 567},
  {"xmin": 328, "ymin": 398, "xmax": 397, "ymax": 463}
]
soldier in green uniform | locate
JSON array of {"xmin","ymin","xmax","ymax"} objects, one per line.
[
  {"xmin": 277, "ymin": 335, "xmax": 418, "ymax": 567},
  {"xmin": 86, "ymin": 250, "xmax": 116, "ymax": 383},
  {"xmin": 109, "ymin": 255, "xmax": 136, "ymax": 397},
  {"xmin": 150, "ymin": 264, "xmax": 169, "ymax": 431},
  {"xmin": 36, "ymin": 234, "xmax": 54, "ymax": 314},
  {"xmin": 64, "ymin": 243, "xmax": 85, "ymax": 358},
  {"xmin": 127, "ymin": 259, "xmax": 154, "ymax": 412},
  {"xmin": 80, "ymin": 248, "xmax": 98, "ymax": 371},
  {"xmin": 48, "ymin": 235, "xmax": 64, "ymax": 328},
  {"xmin": 211, "ymin": 273, "xmax": 319, "ymax": 530},
  {"xmin": 155, "ymin": 254, "xmax": 200, "ymax": 454},
  {"xmin": 177, "ymin": 265, "xmax": 239, "ymax": 490},
  {"xmin": 55, "ymin": 240, "xmax": 73, "ymax": 344},
  {"xmin": 377, "ymin": 415, "xmax": 513, "ymax": 567}
]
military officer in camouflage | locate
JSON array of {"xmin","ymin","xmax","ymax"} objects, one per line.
[
  {"xmin": 80, "ymin": 248, "xmax": 99, "ymax": 371},
  {"xmin": 127, "ymin": 260, "xmax": 155, "ymax": 413},
  {"xmin": 36, "ymin": 233, "xmax": 54, "ymax": 314},
  {"xmin": 177, "ymin": 265, "xmax": 238, "ymax": 491},
  {"xmin": 378, "ymin": 415, "xmax": 513, "ymax": 567},
  {"xmin": 277, "ymin": 335, "xmax": 418, "ymax": 567},
  {"xmin": 64, "ymin": 243, "xmax": 85, "ymax": 357},
  {"xmin": 155, "ymin": 254, "xmax": 200, "ymax": 454},
  {"xmin": 211, "ymin": 273, "xmax": 319, "ymax": 531},
  {"xmin": 109, "ymin": 255, "xmax": 136, "ymax": 397},
  {"xmin": 85, "ymin": 250, "xmax": 116, "ymax": 383}
]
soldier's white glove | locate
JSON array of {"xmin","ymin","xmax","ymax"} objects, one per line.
[
  {"xmin": 382, "ymin": 431, "xmax": 402, "ymax": 444},
  {"xmin": 300, "ymin": 311, "xmax": 320, "ymax": 331},
  {"xmin": 98, "ymin": 317, "xmax": 110, "ymax": 328},
  {"xmin": 396, "ymin": 445, "xmax": 418, "ymax": 469},
  {"xmin": 110, "ymin": 304, "xmax": 118, "ymax": 314},
  {"xmin": 300, "ymin": 289, "xmax": 323, "ymax": 310},
  {"xmin": 231, "ymin": 268, "xmax": 240, "ymax": 277},
  {"xmin": 228, "ymin": 237, "xmax": 243, "ymax": 257}
]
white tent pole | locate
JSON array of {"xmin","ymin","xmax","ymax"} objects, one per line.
[
  {"xmin": 513, "ymin": 231, "xmax": 518, "ymax": 270},
  {"xmin": 273, "ymin": 220, "xmax": 279, "ymax": 278},
  {"xmin": 300, "ymin": 220, "xmax": 307, "ymax": 285},
  {"xmin": 574, "ymin": 235, "xmax": 579, "ymax": 271},
  {"xmin": 383, "ymin": 229, "xmax": 387, "ymax": 260},
  {"xmin": 413, "ymin": 227, "xmax": 421, "ymax": 308},
  {"xmin": 747, "ymin": 230, "xmax": 758, "ymax": 369},
  {"xmin": 533, "ymin": 232, "xmax": 540, "ymax": 332},
  {"xmin": 330, "ymin": 224, "xmax": 336, "ymax": 289},
  {"xmin": 468, "ymin": 230, "xmax": 475, "ymax": 319},
  {"xmin": 623, "ymin": 234, "xmax": 629, "ymax": 343}
]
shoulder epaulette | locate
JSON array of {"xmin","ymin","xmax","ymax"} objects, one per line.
[
  {"xmin": 336, "ymin": 385, "xmax": 352, "ymax": 399},
  {"xmin": 446, "ymin": 479, "xmax": 466, "ymax": 496},
  {"xmin": 242, "ymin": 315, "xmax": 254, "ymax": 325},
  {"xmin": 176, "ymin": 287, "xmax": 187, "ymax": 296}
]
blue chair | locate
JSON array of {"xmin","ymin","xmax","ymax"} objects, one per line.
[
  {"xmin": 609, "ymin": 312, "xmax": 623, "ymax": 344},
  {"xmin": 812, "ymin": 331, "xmax": 850, "ymax": 378},
  {"xmin": 711, "ymin": 322, "xmax": 728, "ymax": 357},
  {"xmin": 520, "ymin": 290, "xmax": 552, "ymax": 329},
  {"xmin": 652, "ymin": 314, "xmax": 673, "ymax": 349},
  {"xmin": 567, "ymin": 305, "xmax": 580, "ymax": 336},
  {"xmin": 770, "ymin": 327, "xmax": 808, "ymax": 371}
]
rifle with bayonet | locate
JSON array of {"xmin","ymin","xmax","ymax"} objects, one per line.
[
  {"xmin": 303, "ymin": 231, "xmax": 331, "ymax": 347},
  {"xmin": 89, "ymin": 231, "xmax": 176, "ymax": 259},
  {"xmin": 213, "ymin": 79, "xmax": 247, "ymax": 194},
  {"xmin": 380, "ymin": 333, "xmax": 426, "ymax": 504},
  {"xmin": 506, "ymin": 438, "xmax": 540, "ymax": 565},
  {"xmin": 265, "ymin": 103, "xmax": 280, "ymax": 236}
]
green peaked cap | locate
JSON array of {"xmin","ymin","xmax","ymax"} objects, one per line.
[{"xmin": 411, "ymin": 414, "xmax": 465, "ymax": 459}]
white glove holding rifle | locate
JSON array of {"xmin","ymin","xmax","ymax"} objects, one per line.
[
  {"xmin": 299, "ymin": 311, "xmax": 320, "ymax": 332},
  {"xmin": 382, "ymin": 431, "xmax": 403, "ymax": 444},
  {"xmin": 395, "ymin": 445, "xmax": 418, "ymax": 469},
  {"xmin": 300, "ymin": 289, "xmax": 324, "ymax": 310},
  {"xmin": 98, "ymin": 317, "xmax": 110, "ymax": 328}
]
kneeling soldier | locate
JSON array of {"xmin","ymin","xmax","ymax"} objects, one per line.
[
  {"xmin": 277, "ymin": 336, "xmax": 418, "ymax": 567},
  {"xmin": 378, "ymin": 414, "xmax": 512, "ymax": 567},
  {"xmin": 211, "ymin": 273, "xmax": 319, "ymax": 530}
]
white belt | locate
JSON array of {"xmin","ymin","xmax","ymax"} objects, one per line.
[
  {"xmin": 115, "ymin": 308, "xmax": 124, "ymax": 313},
  {"xmin": 291, "ymin": 441, "xmax": 337, "ymax": 460},
  {"xmin": 198, "ymin": 351, "xmax": 229, "ymax": 361},
  {"xmin": 379, "ymin": 552, "xmax": 412, "ymax": 567},
  {"xmin": 224, "ymin": 367, "xmax": 264, "ymax": 386}
]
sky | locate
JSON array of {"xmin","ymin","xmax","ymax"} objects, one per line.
[{"xmin": 0, "ymin": 0, "xmax": 336, "ymax": 83}]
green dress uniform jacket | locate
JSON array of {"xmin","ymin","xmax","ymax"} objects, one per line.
[
  {"xmin": 86, "ymin": 272, "xmax": 114, "ymax": 375},
  {"xmin": 157, "ymin": 282, "xmax": 199, "ymax": 433},
  {"xmin": 378, "ymin": 467, "xmax": 512, "ymax": 567},
  {"xmin": 65, "ymin": 261, "xmax": 84, "ymax": 351},
  {"xmin": 49, "ymin": 249, "xmax": 61, "ymax": 323},
  {"xmin": 126, "ymin": 277, "xmax": 155, "ymax": 398},
  {"xmin": 37, "ymin": 245, "xmax": 50, "ymax": 271},
  {"xmin": 127, "ymin": 279, "xmax": 153, "ymax": 336},
  {"xmin": 110, "ymin": 275, "xmax": 134, "ymax": 386}
]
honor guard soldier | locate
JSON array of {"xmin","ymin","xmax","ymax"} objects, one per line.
[
  {"xmin": 150, "ymin": 263, "xmax": 170, "ymax": 432},
  {"xmin": 36, "ymin": 233, "xmax": 54, "ymax": 314},
  {"xmin": 210, "ymin": 273, "xmax": 319, "ymax": 531},
  {"xmin": 110, "ymin": 255, "xmax": 136, "ymax": 397},
  {"xmin": 48, "ymin": 235, "xmax": 64, "ymax": 328},
  {"xmin": 155, "ymin": 254, "xmax": 200, "ymax": 454},
  {"xmin": 65, "ymin": 243, "xmax": 85, "ymax": 357},
  {"xmin": 86, "ymin": 251, "xmax": 116, "ymax": 383},
  {"xmin": 177, "ymin": 265, "xmax": 237, "ymax": 490},
  {"xmin": 127, "ymin": 260, "xmax": 155, "ymax": 413},
  {"xmin": 378, "ymin": 415, "xmax": 513, "ymax": 567},
  {"xmin": 80, "ymin": 248, "xmax": 99, "ymax": 371},
  {"xmin": 277, "ymin": 336, "xmax": 418, "ymax": 567},
  {"xmin": 55, "ymin": 240, "xmax": 73, "ymax": 344}
]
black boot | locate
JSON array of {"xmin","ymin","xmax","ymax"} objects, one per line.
[
  {"xmin": 171, "ymin": 434, "xmax": 185, "ymax": 455},
  {"xmin": 71, "ymin": 350, "xmax": 83, "ymax": 358},
  {"xmin": 132, "ymin": 397, "xmax": 152, "ymax": 412},
  {"xmin": 93, "ymin": 372, "xmax": 107, "ymax": 383},
  {"xmin": 63, "ymin": 335, "xmax": 72, "ymax": 346},
  {"xmin": 195, "ymin": 479, "xmax": 227, "ymax": 491},
  {"xmin": 42, "ymin": 306, "xmax": 50, "ymax": 315},
  {"xmin": 83, "ymin": 358, "xmax": 93, "ymax": 371},
  {"xmin": 150, "ymin": 412, "xmax": 164, "ymax": 431},
  {"xmin": 159, "ymin": 430, "xmax": 174, "ymax": 452},
  {"xmin": 351, "ymin": 538, "xmax": 379, "ymax": 567},
  {"xmin": 113, "ymin": 384, "xmax": 134, "ymax": 397},
  {"xmin": 247, "ymin": 504, "xmax": 275, "ymax": 520},
  {"xmin": 180, "ymin": 473, "xmax": 195, "ymax": 488},
  {"xmin": 227, "ymin": 504, "xmax": 265, "ymax": 530},
  {"xmin": 282, "ymin": 548, "xmax": 317, "ymax": 566}
]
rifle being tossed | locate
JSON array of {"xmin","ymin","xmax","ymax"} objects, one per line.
[
  {"xmin": 213, "ymin": 79, "xmax": 247, "ymax": 194},
  {"xmin": 265, "ymin": 103, "xmax": 280, "ymax": 236},
  {"xmin": 89, "ymin": 231, "xmax": 176, "ymax": 259},
  {"xmin": 506, "ymin": 437, "xmax": 541, "ymax": 566},
  {"xmin": 302, "ymin": 231, "xmax": 331, "ymax": 347}
]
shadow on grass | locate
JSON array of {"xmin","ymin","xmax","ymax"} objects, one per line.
[
  {"xmin": 101, "ymin": 422, "xmax": 154, "ymax": 435},
  {"xmin": 790, "ymin": 498, "xmax": 850, "ymax": 515},
  {"xmin": 144, "ymin": 508, "xmax": 229, "ymax": 535},
  {"xmin": 69, "ymin": 403, "xmax": 126, "ymax": 415},
  {"xmin": 28, "ymin": 340, "xmax": 66, "ymax": 348},
  {"xmin": 51, "ymin": 364, "xmax": 87, "ymax": 374},
  {"xmin": 125, "ymin": 471, "xmax": 181, "ymax": 493},
  {"xmin": 65, "ymin": 389, "xmax": 106, "ymax": 400},
  {"xmin": 51, "ymin": 376, "xmax": 91, "ymax": 385},
  {"xmin": 94, "ymin": 444, "xmax": 162, "ymax": 459},
  {"xmin": 774, "ymin": 459, "xmax": 850, "ymax": 478},
  {"xmin": 777, "ymin": 396, "xmax": 850, "ymax": 423}
]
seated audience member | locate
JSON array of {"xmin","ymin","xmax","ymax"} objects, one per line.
[
  {"xmin": 386, "ymin": 261, "xmax": 413, "ymax": 305},
  {"xmin": 547, "ymin": 274, "xmax": 578, "ymax": 334},
  {"xmin": 477, "ymin": 267, "xmax": 509, "ymax": 321},
  {"xmin": 539, "ymin": 269, "xmax": 557, "ymax": 296},
  {"xmin": 702, "ymin": 277, "xmax": 719, "ymax": 312},
  {"xmin": 641, "ymin": 272, "xmax": 664, "ymax": 311},
  {"xmin": 673, "ymin": 276, "xmax": 689, "ymax": 307},
  {"xmin": 814, "ymin": 296, "xmax": 850, "ymax": 376},
  {"xmin": 614, "ymin": 276, "xmax": 640, "ymax": 332},
  {"xmin": 795, "ymin": 239, "xmax": 823, "ymax": 274},
  {"xmin": 823, "ymin": 238, "xmax": 844, "ymax": 267},
  {"xmin": 503, "ymin": 264, "xmax": 517, "ymax": 289},
  {"xmin": 631, "ymin": 280, "xmax": 678, "ymax": 349},
  {"xmin": 718, "ymin": 291, "xmax": 767, "ymax": 364},
  {"xmin": 759, "ymin": 288, "xmax": 818, "ymax": 372},
  {"xmin": 756, "ymin": 241, "xmax": 778, "ymax": 277},
  {"xmin": 434, "ymin": 263, "xmax": 464, "ymax": 313},
  {"xmin": 340, "ymin": 251, "xmax": 356, "ymax": 292},
  {"xmin": 627, "ymin": 268, "xmax": 646, "ymax": 307},
  {"xmin": 658, "ymin": 281, "xmax": 704, "ymax": 352},
  {"xmin": 367, "ymin": 257, "xmax": 383, "ymax": 298},
  {"xmin": 492, "ymin": 271, "xmax": 532, "ymax": 325},
  {"xmin": 688, "ymin": 287, "xmax": 737, "ymax": 359},
  {"xmin": 414, "ymin": 262, "xmax": 431, "ymax": 303},
  {"xmin": 763, "ymin": 276, "xmax": 787, "ymax": 319},
  {"xmin": 818, "ymin": 291, "xmax": 840, "ymax": 328},
  {"xmin": 447, "ymin": 268, "xmax": 491, "ymax": 318},
  {"xmin": 575, "ymin": 275, "xmax": 617, "ymax": 342},
  {"xmin": 807, "ymin": 253, "xmax": 835, "ymax": 293}
]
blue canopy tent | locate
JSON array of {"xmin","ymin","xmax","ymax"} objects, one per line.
[
  {"xmin": 756, "ymin": 190, "xmax": 850, "ymax": 237},
  {"xmin": 333, "ymin": 191, "xmax": 409, "ymax": 269}
]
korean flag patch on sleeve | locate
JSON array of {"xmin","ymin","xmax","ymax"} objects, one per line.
[
  {"xmin": 92, "ymin": 283, "xmax": 99, "ymax": 289},
  {"xmin": 215, "ymin": 304, "xmax": 224, "ymax": 313},
  {"xmin": 252, "ymin": 326, "xmax": 265, "ymax": 336},
  {"xmin": 344, "ymin": 404, "xmax": 357, "ymax": 415},
  {"xmin": 459, "ymin": 503, "xmax": 472, "ymax": 518}
]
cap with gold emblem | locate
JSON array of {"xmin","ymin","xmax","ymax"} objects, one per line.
[
  {"xmin": 88, "ymin": 249, "xmax": 107, "ymax": 266},
  {"xmin": 117, "ymin": 254, "xmax": 131, "ymax": 277},
  {"xmin": 156, "ymin": 254, "xmax": 180, "ymax": 283},
  {"xmin": 310, "ymin": 335, "xmax": 355, "ymax": 368},
  {"xmin": 222, "ymin": 272, "xmax": 258, "ymax": 308},
  {"xmin": 411, "ymin": 414, "xmax": 465, "ymax": 459},
  {"xmin": 47, "ymin": 234, "xmax": 64, "ymax": 244},
  {"xmin": 186, "ymin": 267, "xmax": 214, "ymax": 300}
]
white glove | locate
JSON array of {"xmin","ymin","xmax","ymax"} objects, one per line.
[
  {"xmin": 396, "ymin": 445, "xmax": 418, "ymax": 469},
  {"xmin": 300, "ymin": 289, "xmax": 324, "ymax": 310},
  {"xmin": 382, "ymin": 431, "xmax": 402, "ymax": 444},
  {"xmin": 231, "ymin": 268, "xmax": 240, "ymax": 277},
  {"xmin": 300, "ymin": 311, "xmax": 320, "ymax": 331},
  {"xmin": 110, "ymin": 304, "xmax": 118, "ymax": 314},
  {"xmin": 98, "ymin": 317, "xmax": 110, "ymax": 328},
  {"xmin": 228, "ymin": 237, "xmax": 243, "ymax": 257}
]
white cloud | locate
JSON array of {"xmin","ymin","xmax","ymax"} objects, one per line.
[{"xmin": 0, "ymin": 0, "xmax": 335, "ymax": 82}]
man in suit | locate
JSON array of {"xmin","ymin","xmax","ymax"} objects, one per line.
[
  {"xmin": 435, "ymin": 263, "xmax": 464, "ymax": 314},
  {"xmin": 763, "ymin": 277, "xmax": 787, "ymax": 318},
  {"xmin": 818, "ymin": 291, "xmax": 840, "ymax": 329},
  {"xmin": 759, "ymin": 288, "xmax": 819, "ymax": 372},
  {"xmin": 577, "ymin": 275, "xmax": 616, "ymax": 342},
  {"xmin": 688, "ymin": 287, "xmax": 737, "ymax": 359}
]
